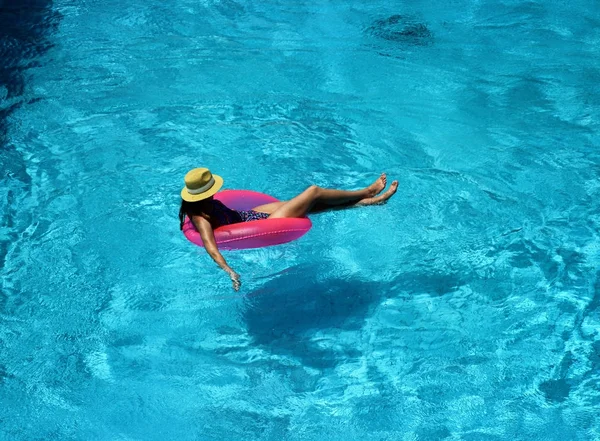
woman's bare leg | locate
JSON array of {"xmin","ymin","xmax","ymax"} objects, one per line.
[
  {"xmin": 251, "ymin": 201, "xmax": 287, "ymax": 213},
  {"xmin": 310, "ymin": 180, "xmax": 399, "ymax": 212},
  {"xmin": 268, "ymin": 174, "xmax": 388, "ymax": 219}
]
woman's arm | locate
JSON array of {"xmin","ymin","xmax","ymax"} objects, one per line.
[{"xmin": 192, "ymin": 216, "xmax": 241, "ymax": 291}]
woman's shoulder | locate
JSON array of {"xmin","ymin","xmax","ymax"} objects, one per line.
[
  {"xmin": 191, "ymin": 214, "xmax": 215, "ymax": 237},
  {"xmin": 191, "ymin": 213, "xmax": 210, "ymax": 224}
]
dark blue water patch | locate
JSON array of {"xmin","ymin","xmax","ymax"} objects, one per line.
[
  {"xmin": 365, "ymin": 14, "xmax": 433, "ymax": 46},
  {"xmin": 0, "ymin": 0, "xmax": 59, "ymax": 129},
  {"xmin": 539, "ymin": 378, "xmax": 571, "ymax": 403},
  {"xmin": 363, "ymin": 14, "xmax": 434, "ymax": 59},
  {"xmin": 213, "ymin": 0, "xmax": 246, "ymax": 20},
  {"xmin": 539, "ymin": 350, "xmax": 575, "ymax": 403}
]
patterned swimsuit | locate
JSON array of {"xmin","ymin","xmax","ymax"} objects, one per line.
[{"xmin": 237, "ymin": 209, "xmax": 270, "ymax": 222}]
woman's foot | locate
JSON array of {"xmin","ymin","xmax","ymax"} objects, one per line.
[
  {"xmin": 366, "ymin": 173, "xmax": 387, "ymax": 197},
  {"xmin": 357, "ymin": 180, "xmax": 398, "ymax": 206}
]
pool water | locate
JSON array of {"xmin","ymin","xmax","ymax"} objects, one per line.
[{"xmin": 1, "ymin": 0, "xmax": 599, "ymax": 439}]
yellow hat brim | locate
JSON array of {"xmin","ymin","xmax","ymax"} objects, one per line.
[{"xmin": 180, "ymin": 174, "xmax": 224, "ymax": 202}]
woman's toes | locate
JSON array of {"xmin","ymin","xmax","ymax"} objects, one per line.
[{"xmin": 368, "ymin": 173, "xmax": 387, "ymax": 196}]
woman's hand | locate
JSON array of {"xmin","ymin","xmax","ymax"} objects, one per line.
[{"xmin": 229, "ymin": 271, "xmax": 241, "ymax": 291}]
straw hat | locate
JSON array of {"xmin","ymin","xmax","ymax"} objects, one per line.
[{"xmin": 181, "ymin": 168, "xmax": 223, "ymax": 202}]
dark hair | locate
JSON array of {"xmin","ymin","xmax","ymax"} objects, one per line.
[{"xmin": 179, "ymin": 198, "xmax": 213, "ymax": 230}]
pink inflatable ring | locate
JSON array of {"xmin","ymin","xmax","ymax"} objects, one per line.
[{"xmin": 182, "ymin": 190, "xmax": 312, "ymax": 250}]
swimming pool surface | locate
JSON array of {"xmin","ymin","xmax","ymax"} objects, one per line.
[{"xmin": 1, "ymin": 0, "xmax": 599, "ymax": 439}]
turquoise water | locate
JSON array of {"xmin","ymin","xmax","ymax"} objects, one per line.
[{"xmin": 1, "ymin": 0, "xmax": 600, "ymax": 439}]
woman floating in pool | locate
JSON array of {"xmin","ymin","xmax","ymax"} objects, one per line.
[{"xmin": 179, "ymin": 168, "xmax": 398, "ymax": 291}]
